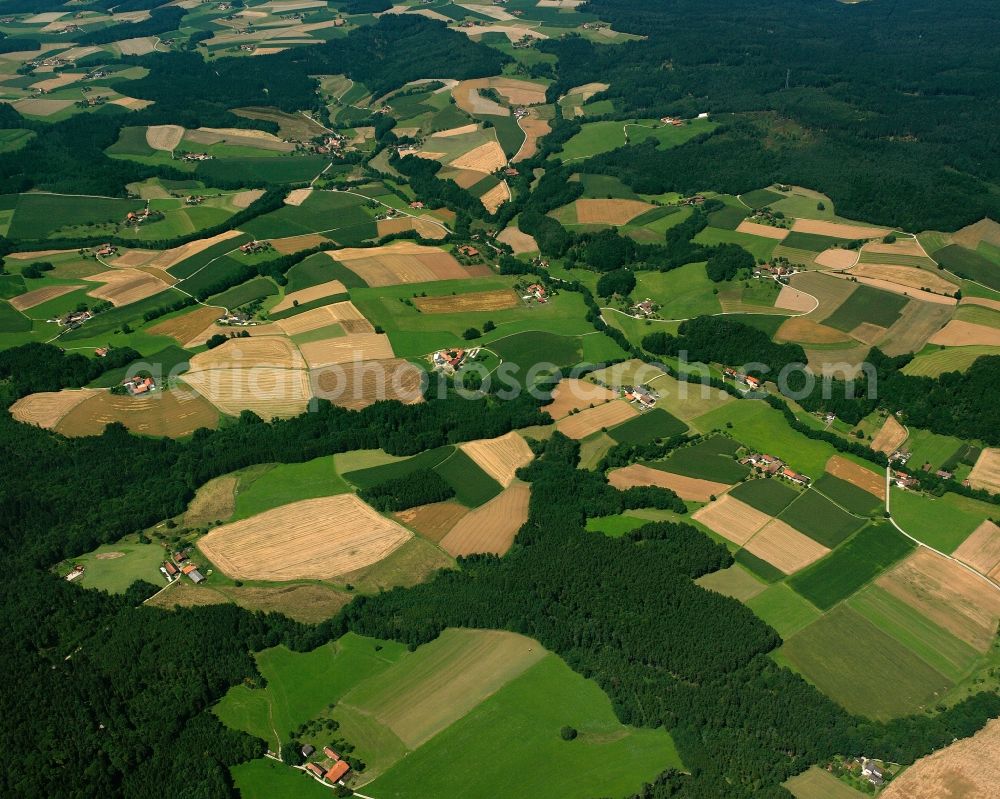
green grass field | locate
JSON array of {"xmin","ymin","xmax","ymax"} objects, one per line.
[
  {"xmin": 633, "ymin": 262, "xmax": 722, "ymax": 319},
  {"xmin": 889, "ymin": 488, "xmax": 993, "ymax": 553},
  {"xmin": 7, "ymin": 193, "xmax": 139, "ymax": 240},
  {"xmin": 232, "ymin": 456, "xmax": 352, "ymax": 520},
  {"xmin": 784, "ymin": 766, "xmax": 867, "ymax": 799},
  {"xmin": 197, "ymin": 155, "xmax": 331, "ymax": 188},
  {"xmin": 607, "ymin": 408, "xmax": 688, "ymax": 444},
  {"xmin": 433, "ymin": 449, "xmax": 503, "ymax": 507},
  {"xmin": 0, "ymin": 299, "xmax": 30, "ymax": 333},
  {"xmin": 706, "ymin": 204, "xmax": 750, "ymax": 230},
  {"xmin": 560, "ymin": 118, "xmax": 715, "ymax": 161},
  {"xmin": 787, "ymin": 523, "xmax": 915, "ymax": 610},
  {"xmin": 935, "ymin": 244, "xmax": 1000, "ymax": 289},
  {"xmin": 740, "ymin": 188, "xmax": 785, "ymax": 209},
  {"xmin": 491, "ymin": 330, "xmax": 584, "ymax": 371},
  {"xmin": 847, "ymin": 586, "xmax": 980, "ymax": 683},
  {"xmin": 728, "ymin": 478, "xmax": 801, "ymax": 515},
  {"xmin": 904, "ymin": 427, "xmax": 964, "ymax": 471},
  {"xmin": 812, "ymin": 473, "xmax": 881, "ymax": 515},
  {"xmin": 232, "ymin": 759, "xmax": 336, "ymax": 799},
  {"xmin": 243, "ymin": 189, "xmax": 376, "ymax": 239},
  {"xmin": 585, "ymin": 514, "xmax": 650, "ymax": 537},
  {"xmin": 695, "ymin": 564, "xmax": 767, "ymax": 602},
  {"xmin": 168, "ymin": 233, "xmax": 253, "ymax": 279},
  {"xmin": 343, "ymin": 446, "xmax": 454, "ymax": 490},
  {"xmin": 778, "ymin": 490, "xmax": 864, "ymax": 549},
  {"xmin": 209, "ymin": 277, "xmax": 278, "ymax": 310},
  {"xmin": 780, "ymin": 232, "xmax": 849, "ymax": 252},
  {"xmin": 68, "ymin": 540, "xmax": 165, "ymax": 593},
  {"xmin": 746, "ymin": 583, "xmax": 822, "ymax": 639},
  {"xmin": 646, "ymin": 436, "xmax": 748, "ymax": 483},
  {"xmin": 782, "ymin": 604, "xmax": 953, "ymax": 719},
  {"xmin": 365, "ymin": 653, "xmax": 682, "ymax": 799},
  {"xmin": 823, "ymin": 285, "xmax": 909, "ymax": 332},
  {"xmin": 901, "ymin": 345, "xmax": 999, "ymax": 376},
  {"xmin": 286, "ymin": 251, "xmax": 360, "ymax": 292},
  {"xmin": 692, "ymin": 226, "xmax": 781, "ymax": 261},
  {"xmin": 733, "ymin": 548, "xmax": 785, "ymax": 582}
]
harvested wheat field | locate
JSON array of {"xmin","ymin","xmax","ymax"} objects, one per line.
[
  {"xmin": 431, "ymin": 123, "xmax": 480, "ymax": 138},
  {"xmin": 789, "ymin": 271, "xmax": 859, "ymax": 319},
  {"xmin": 952, "ymin": 217, "xmax": 1000, "ymax": 250},
  {"xmin": 486, "ymin": 77, "xmax": 547, "ymax": 105},
  {"xmin": 188, "ymin": 336, "xmax": 305, "ymax": 370},
  {"xmin": 269, "ymin": 233, "xmax": 330, "ymax": 254},
  {"xmin": 199, "ymin": 494, "xmax": 412, "ymax": 581},
  {"xmin": 376, "ymin": 216, "xmax": 447, "ymax": 239},
  {"xmin": 186, "ymin": 127, "xmax": 294, "ymax": 152},
  {"xmin": 852, "ymin": 263, "xmax": 958, "ymax": 295},
  {"xmin": 459, "ymin": 431, "xmax": 534, "ymax": 487},
  {"xmin": 453, "ymin": 79, "xmax": 509, "ymax": 116},
  {"xmin": 692, "ymin": 495, "xmax": 771, "ymax": 545},
  {"xmin": 826, "ymin": 455, "xmax": 885, "ymax": 499},
  {"xmin": 10, "ymin": 389, "xmax": 100, "ymax": 429},
  {"xmin": 413, "ymin": 289, "xmax": 518, "ymax": 314},
  {"xmin": 311, "ymin": 358, "xmax": 424, "ymax": 409},
  {"xmin": 556, "ymin": 399, "xmax": 639, "ymax": 439},
  {"xmin": 298, "ymin": 333, "xmax": 394, "ymax": 368},
  {"xmin": 814, "ymin": 247, "xmax": 859, "ymax": 269},
  {"xmin": 84, "ymin": 269, "xmax": 169, "ymax": 306},
  {"xmin": 328, "ymin": 242, "xmax": 488, "ymax": 287},
  {"xmin": 774, "ymin": 284, "xmax": 817, "ymax": 312},
  {"xmin": 864, "ymin": 238, "xmax": 927, "ymax": 258},
  {"xmin": 743, "ymin": 520, "xmax": 830, "ymax": 574},
  {"xmin": 9, "ymin": 283, "xmax": 84, "ymax": 311},
  {"xmin": 878, "ymin": 300, "xmax": 953, "ymax": 357},
  {"xmin": 271, "ymin": 279, "xmax": 346, "ymax": 313},
  {"xmin": 882, "ymin": 717, "xmax": 1000, "ymax": 799},
  {"xmin": 849, "ymin": 322, "xmax": 888, "ymax": 346},
  {"xmin": 496, "ymin": 224, "xmax": 538, "ymax": 254},
  {"xmin": 394, "ymin": 501, "xmax": 469, "ymax": 543},
  {"xmin": 117, "ymin": 36, "xmax": 158, "ymax": 56},
  {"xmin": 231, "ymin": 189, "xmax": 264, "ymax": 209},
  {"xmin": 480, "ymin": 180, "xmax": 510, "ymax": 214},
  {"xmin": 111, "ymin": 249, "xmax": 159, "ymax": 267},
  {"xmin": 608, "ymin": 464, "xmax": 729, "ymax": 502},
  {"xmin": 967, "ymin": 448, "xmax": 1000, "ymax": 494},
  {"xmin": 871, "ymin": 415, "xmax": 908, "ymax": 454},
  {"xmin": 575, "ymin": 198, "xmax": 654, "ymax": 225},
  {"xmin": 438, "ymin": 167, "xmax": 487, "ymax": 189},
  {"xmin": 791, "ymin": 219, "xmax": 889, "ymax": 240},
  {"xmin": 735, "ymin": 220, "xmax": 789, "ymax": 240},
  {"xmin": 544, "ymin": 378, "xmax": 617, "ymax": 419},
  {"xmin": 775, "ymin": 318, "xmax": 852, "ymax": 345},
  {"xmin": 929, "ymin": 320, "xmax": 1000, "ymax": 347},
  {"xmin": 960, "ymin": 296, "xmax": 1000, "ymax": 312},
  {"xmin": 513, "ymin": 113, "xmax": 551, "ymax": 162},
  {"xmin": 15, "ymin": 98, "xmax": 73, "ymax": 116},
  {"xmin": 147, "ymin": 305, "xmax": 224, "ymax": 345},
  {"xmin": 181, "ymin": 367, "xmax": 312, "ymax": 418},
  {"xmin": 275, "ymin": 300, "xmax": 371, "ymax": 336},
  {"xmin": 953, "ymin": 521, "xmax": 1000, "ymax": 576},
  {"xmin": 877, "ymin": 549, "xmax": 1000, "ymax": 651},
  {"xmin": 55, "ymin": 388, "xmax": 219, "ymax": 438},
  {"xmin": 284, "ymin": 187, "xmax": 312, "ymax": 206},
  {"xmin": 452, "ymin": 140, "xmax": 508, "ymax": 173},
  {"xmin": 156, "ymin": 230, "xmax": 245, "ymax": 273},
  {"xmin": 440, "ymin": 481, "xmax": 531, "ymax": 557},
  {"xmin": 146, "ymin": 124, "xmax": 185, "ymax": 151},
  {"xmin": 184, "ymin": 474, "xmax": 238, "ymax": 527}
]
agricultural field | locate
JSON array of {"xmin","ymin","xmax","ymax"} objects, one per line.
[
  {"xmin": 608, "ymin": 463, "xmax": 729, "ymax": 502},
  {"xmin": 889, "ymin": 488, "xmax": 994, "ymax": 553},
  {"xmin": 60, "ymin": 539, "xmax": 165, "ymax": 594},
  {"xmin": 777, "ymin": 488, "xmax": 867, "ymax": 548},
  {"xmin": 607, "ymin": 407, "xmax": 688, "ymax": 444},
  {"xmin": 783, "ymin": 766, "xmax": 867, "ymax": 799},
  {"xmin": 647, "ymin": 435, "xmax": 748, "ymax": 483},
  {"xmin": 559, "ymin": 116, "xmax": 715, "ymax": 160},
  {"xmin": 746, "ymin": 583, "xmax": 822, "ymax": 639},
  {"xmin": 728, "ymin": 478, "xmax": 801, "ymax": 516},
  {"xmin": 695, "ymin": 565, "xmax": 767, "ymax": 602},
  {"xmin": 231, "ymin": 456, "xmax": 351, "ymax": 520}
]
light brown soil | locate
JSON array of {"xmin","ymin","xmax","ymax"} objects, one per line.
[
  {"xmin": 188, "ymin": 336, "xmax": 305, "ymax": 370},
  {"xmin": 496, "ymin": 225, "xmax": 538, "ymax": 254},
  {"xmin": 413, "ymin": 289, "xmax": 518, "ymax": 314},
  {"xmin": 431, "ymin": 124, "xmax": 481, "ymax": 138},
  {"xmin": 55, "ymin": 387, "xmax": 219, "ymax": 438},
  {"xmin": 147, "ymin": 305, "xmax": 224, "ymax": 345},
  {"xmin": 186, "ymin": 127, "xmax": 294, "ymax": 152},
  {"xmin": 574, "ymin": 198, "xmax": 655, "ymax": 225},
  {"xmin": 929, "ymin": 320, "xmax": 1000, "ymax": 347},
  {"xmin": 952, "ymin": 218, "xmax": 1000, "ymax": 250},
  {"xmin": 275, "ymin": 301, "xmax": 371, "ymax": 336},
  {"xmin": 394, "ymin": 501, "xmax": 469, "ymax": 543},
  {"xmin": 555, "ymin": 399, "xmax": 639, "ymax": 439},
  {"xmin": 376, "ymin": 216, "xmax": 447, "ymax": 240},
  {"xmin": 184, "ymin": 474, "xmax": 238, "ymax": 527},
  {"xmin": 877, "ymin": 549, "xmax": 1000, "ymax": 652},
  {"xmin": 789, "ymin": 271, "xmax": 859, "ymax": 319},
  {"xmin": 271, "ymin": 280, "xmax": 347, "ymax": 313},
  {"xmin": 743, "ymin": 519, "xmax": 830, "ymax": 574},
  {"xmin": 10, "ymin": 389, "xmax": 100, "ymax": 429},
  {"xmin": 814, "ymin": 248, "xmax": 860, "ymax": 269},
  {"xmin": 960, "ymin": 296, "xmax": 1000, "ymax": 312},
  {"xmin": 9, "ymin": 284, "xmax": 84, "ymax": 311},
  {"xmin": 878, "ymin": 299, "xmax": 954, "ymax": 357},
  {"xmin": 735, "ymin": 220, "xmax": 789, "ymax": 240},
  {"xmin": 849, "ymin": 321, "xmax": 888, "ymax": 345},
  {"xmin": 329, "ymin": 245, "xmax": 490, "ymax": 287},
  {"xmin": 298, "ymin": 333, "xmax": 394, "ymax": 368},
  {"xmin": 479, "ymin": 180, "xmax": 510, "ymax": 214},
  {"xmin": 269, "ymin": 233, "xmax": 331, "ymax": 254},
  {"xmin": 513, "ymin": 112, "xmax": 551, "ymax": 163},
  {"xmin": 230, "ymin": 189, "xmax": 264, "ymax": 209},
  {"xmin": 146, "ymin": 124, "xmax": 185, "ymax": 151},
  {"xmin": 157, "ymin": 230, "xmax": 245, "ymax": 274},
  {"xmin": 181, "ymin": 367, "xmax": 312, "ymax": 419},
  {"xmin": 283, "ymin": 187, "xmax": 312, "ymax": 206},
  {"xmin": 826, "ymin": 455, "xmax": 885, "ymax": 499},
  {"xmin": 871, "ymin": 415, "xmax": 908, "ymax": 454},
  {"xmin": 199, "ymin": 494, "xmax": 411, "ymax": 581},
  {"xmin": 864, "ymin": 238, "xmax": 927, "ymax": 257},
  {"xmin": 953, "ymin": 520, "xmax": 1000, "ymax": 576},
  {"xmin": 544, "ymin": 378, "xmax": 617, "ymax": 419},
  {"xmin": 439, "ymin": 481, "xmax": 531, "ymax": 557},
  {"xmin": 791, "ymin": 218, "xmax": 889, "ymax": 239},
  {"xmin": 692, "ymin": 495, "xmax": 771, "ymax": 546},
  {"xmin": 774, "ymin": 284, "xmax": 817, "ymax": 312},
  {"xmin": 84, "ymin": 268, "xmax": 170, "ymax": 306},
  {"xmin": 451, "ymin": 140, "xmax": 508, "ymax": 173},
  {"xmin": 967, "ymin": 448, "xmax": 1000, "ymax": 494},
  {"xmin": 310, "ymin": 358, "xmax": 425, "ymax": 410},
  {"xmin": 775, "ymin": 317, "xmax": 852, "ymax": 345},
  {"xmin": 459, "ymin": 431, "xmax": 535, "ymax": 487},
  {"xmin": 845, "ymin": 272, "xmax": 958, "ymax": 305},
  {"xmin": 608, "ymin": 464, "xmax": 729, "ymax": 502}
]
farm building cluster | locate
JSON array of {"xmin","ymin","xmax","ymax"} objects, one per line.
[
  {"xmin": 122, "ymin": 375, "xmax": 156, "ymax": 396},
  {"xmin": 741, "ymin": 452, "xmax": 811, "ymax": 486},
  {"xmin": 301, "ymin": 745, "xmax": 351, "ymax": 786},
  {"xmin": 622, "ymin": 384, "xmax": 658, "ymax": 411},
  {"xmin": 723, "ymin": 367, "xmax": 763, "ymax": 391},
  {"xmin": 55, "ymin": 309, "xmax": 93, "ymax": 328},
  {"xmin": 239, "ymin": 240, "xmax": 271, "ymax": 255},
  {"xmin": 432, "ymin": 346, "xmax": 480, "ymax": 374},
  {"xmin": 161, "ymin": 549, "xmax": 204, "ymax": 584}
]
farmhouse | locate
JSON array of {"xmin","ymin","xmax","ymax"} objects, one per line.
[
  {"xmin": 181, "ymin": 563, "xmax": 205, "ymax": 584},
  {"xmin": 433, "ymin": 348, "xmax": 467, "ymax": 373},
  {"xmin": 624, "ymin": 385, "xmax": 658, "ymax": 409},
  {"xmin": 58, "ymin": 310, "xmax": 92, "ymax": 328},
  {"xmin": 301, "ymin": 744, "xmax": 315, "ymax": 758},
  {"xmin": 122, "ymin": 375, "xmax": 156, "ymax": 396},
  {"xmin": 409, "ymin": 201, "xmax": 424, "ymax": 209},
  {"xmin": 305, "ymin": 763, "xmax": 324, "ymax": 778},
  {"xmin": 163, "ymin": 561, "xmax": 178, "ymax": 578},
  {"xmin": 95, "ymin": 243, "xmax": 117, "ymax": 258},
  {"xmin": 523, "ymin": 283, "xmax": 547, "ymax": 302},
  {"xmin": 723, "ymin": 367, "xmax": 761, "ymax": 390},
  {"xmin": 458, "ymin": 245, "xmax": 480, "ymax": 258},
  {"xmin": 323, "ymin": 746, "xmax": 340, "ymax": 761},
  {"xmin": 185, "ymin": 195, "xmax": 204, "ymax": 206},
  {"xmin": 892, "ymin": 470, "xmax": 918, "ymax": 489},
  {"xmin": 860, "ymin": 758, "xmax": 885, "ymax": 787},
  {"xmin": 324, "ymin": 761, "xmax": 350, "ymax": 784},
  {"xmin": 659, "ymin": 116, "xmax": 685, "ymax": 126},
  {"xmin": 747, "ymin": 453, "xmax": 785, "ymax": 475},
  {"xmin": 239, "ymin": 240, "xmax": 269, "ymax": 255},
  {"xmin": 633, "ymin": 299, "xmax": 656, "ymax": 317},
  {"xmin": 182, "ymin": 152, "xmax": 212, "ymax": 162},
  {"xmin": 65, "ymin": 565, "xmax": 85, "ymax": 582},
  {"xmin": 781, "ymin": 468, "xmax": 810, "ymax": 486}
]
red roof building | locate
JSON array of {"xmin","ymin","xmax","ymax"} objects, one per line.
[
  {"xmin": 324, "ymin": 761, "xmax": 350, "ymax": 783},
  {"xmin": 323, "ymin": 746, "xmax": 340, "ymax": 761},
  {"xmin": 305, "ymin": 763, "xmax": 324, "ymax": 778}
]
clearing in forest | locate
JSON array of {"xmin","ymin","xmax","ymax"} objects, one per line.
[
  {"xmin": 459, "ymin": 431, "xmax": 535, "ymax": 487},
  {"xmin": 574, "ymin": 198, "xmax": 655, "ymax": 225},
  {"xmin": 439, "ymin": 481, "xmax": 531, "ymax": 557},
  {"xmin": 198, "ymin": 494, "xmax": 412, "ymax": 581}
]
